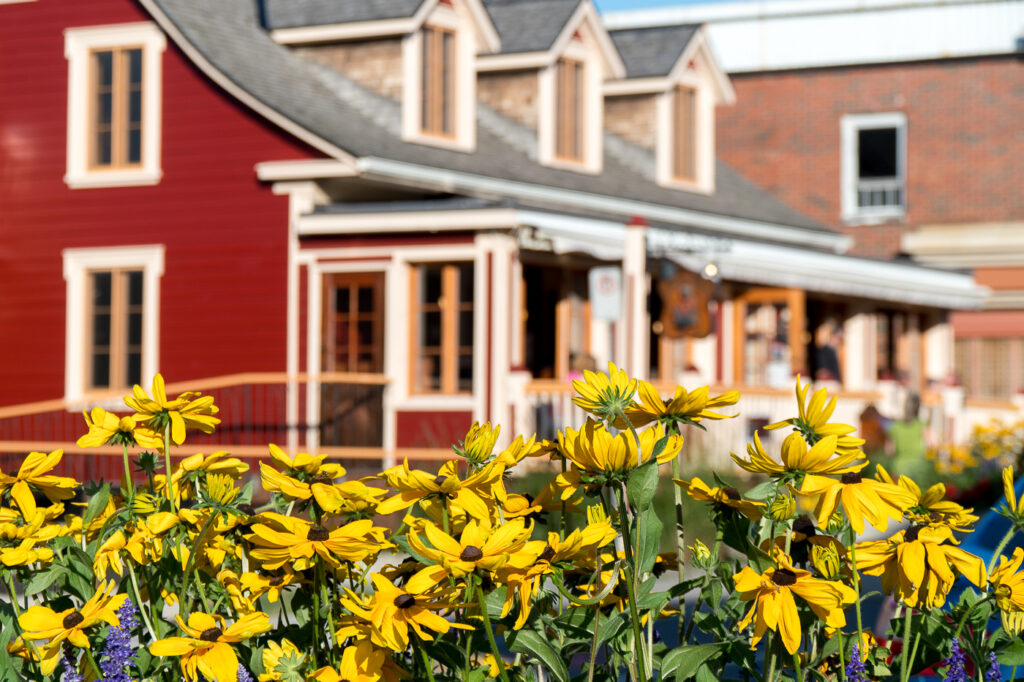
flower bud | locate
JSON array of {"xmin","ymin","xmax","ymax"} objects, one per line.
[
  {"xmin": 825, "ymin": 508, "xmax": 846, "ymax": 535},
  {"xmin": 1003, "ymin": 610, "xmax": 1024, "ymax": 637},
  {"xmin": 770, "ymin": 495, "xmax": 796, "ymax": 521},
  {"xmin": 131, "ymin": 493, "xmax": 160, "ymax": 515},
  {"xmin": 811, "ymin": 543, "xmax": 843, "ymax": 580},
  {"xmin": 689, "ymin": 539, "xmax": 715, "ymax": 570}
]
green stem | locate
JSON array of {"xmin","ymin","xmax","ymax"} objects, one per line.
[
  {"xmin": 417, "ymin": 635, "xmax": 438, "ymax": 682},
  {"xmin": 318, "ymin": 560, "xmax": 337, "ymax": 666},
  {"xmin": 837, "ymin": 630, "xmax": 847, "ymax": 682},
  {"xmin": 849, "ymin": 531, "xmax": 864, "ymax": 640},
  {"xmin": 126, "ymin": 563, "xmax": 158, "ymax": 641},
  {"xmin": 900, "ymin": 605, "xmax": 913, "ymax": 682},
  {"xmin": 83, "ymin": 648, "xmax": 103, "ymax": 679},
  {"xmin": 587, "ymin": 606, "xmax": 602, "ymax": 682},
  {"xmin": 178, "ymin": 511, "xmax": 219, "ymax": 619},
  {"xmin": 1011, "ymin": 664, "xmax": 1018, "ymax": 682},
  {"xmin": 988, "ymin": 525, "xmax": 1018, "ymax": 574},
  {"xmin": 765, "ymin": 633, "xmax": 778, "ymax": 682},
  {"xmin": 163, "ymin": 422, "xmax": 176, "ymax": 511},
  {"xmin": 474, "ymin": 577, "xmax": 511, "ymax": 682},
  {"xmin": 616, "ymin": 490, "xmax": 650, "ymax": 682},
  {"xmin": 793, "ymin": 651, "xmax": 803, "ymax": 682},
  {"xmin": 121, "ymin": 442, "xmax": 135, "ymax": 500},
  {"xmin": 954, "ymin": 595, "xmax": 994, "ymax": 640},
  {"xmin": 907, "ymin": 627, "xmax": 922, "ymax": 682},
  {"xmin": 463, "ymin": 583, "xmax": 472, "ymax": 682},
  {"xmin": 4, "ymin": 575, "xmax": 42, "ymax": 676},
  {"xmin": 670, "ymin": 425, "xmax": 686, "ymax": 645}
]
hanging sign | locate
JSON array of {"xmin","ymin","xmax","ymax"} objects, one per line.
[
  {"xmin": 658, "ymin": 266, "xmax": 712, "ymax": 338},
  {"xmin": 589, "ymin": 266, "xmax": 621, "ymax": 321}
]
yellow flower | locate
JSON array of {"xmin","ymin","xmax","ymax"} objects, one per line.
[
  {"xmin": 733, "ymin": 554, "xmax": 855, "ymax": 654},
  {"xmin": 409, "ymin": 517, "xmax": 532, "ymax": 578},
  {"xmin": 765, "ymin": 377, "xmax": 865, "ymax": 455},
  {"xmin": 732, "ymin": 432, "xmax": 865, "ymax": 479},
  {"xmin": 309, "ymin": 640, "xmax": 397, "ymax": 682},
  {"xmin": 458, "ymin": 421, "xmax": 501, "ymax": 465},
  {"xmin": 259, "ymin": 444, "xmax": 349, "ymax": 513},
  {"xmin": 626, "ymin": 381, "xmax": 739, "ymax": 429},
  {"xmin": 990, "ymin": 548, "xmax": 1024, "ymax": 614},
  {"xmin": 1003, "ymin": 466, "xmax": 1024, "ymax": 519},
  {"xmin": 246, "ymin": 513, "xmax": 390, "ymax": 570},
  {"xmin": 0, "ymin": 450, "xmax": 78, "ymax": 518},
  {"xmin": 77, "ymin": 406, "xmax": 163, "ymax": 449},
  {"xmin": 93, "ymin": 530, "xmax": 127, "ymax": 576},
  {"xmin": 343, "ymin": 567, "xmax": 467, "ymax": 651},
  {"xmin": 205, "ymin": 473, "xmax": 239, "ymax": 505},
  {"xmin": 376, "ymin": 459, "xmax": 504, "ymax": 520},
  {"xmin": 571, "ymin": 362, "xmax": 637, "ymax": 421},
  {"xmin": 558, "ymin": 420, "xmax": 682, "ymax": 479},
  {"xmin": 258, "ymin": 638, "xmax": 304, "ymax": 681},
  {"xmin": 875, "ymin": 464, "xmax": 977, "ymax": 530},
  {"xmin": 124, "ymin": 373, "xmax": 220, "ymax": 445},
  {"xmin": 149, "ymin": 611, "xmax": 271, "ymax": 682},
  {"xmin": 674, "ymin": 477, "xmax": 765, "ymax": 520},
  {"xmin": 855, "ymin": 524, "xmax": 986, "ymax": 608},
  {"xmin": 799, "ymin": 471, "xmax": 916, "ymax": 534},
  {"xmin": 19, "ymin": 581, "xmax": 127, "ymax": 673},
  {"xmin": 239, "ymin": 569, "xmax": 299, "ymax": 603}
]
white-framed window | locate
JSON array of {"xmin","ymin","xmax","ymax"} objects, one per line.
[
  {"xmin": 64, "ymin": 22, "xmax": 165, "ymax": 189},
  {"xmin": 840, "ymin": 112, "xmax": 907, "ymax": 223},
  {"xmin": 402, "ymin": 2, "xmax": 477, "ymax": 151},
  {"xmin": 651, "ymin": 66, "xmax": 716, "ymax": 194},
  {"xmin": 62, "ymin": 245, "xmax": 164, "ymax": 402},
  {"xmin": 538, "ymin": 40, "xmax": 603, "ymax": 174}
]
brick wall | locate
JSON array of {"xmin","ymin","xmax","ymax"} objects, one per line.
[
  {"xmin": 716, "ymin": 56, "xmax": 1024, "ymax": 259},
  {"xmin": 478, "ymin": 70, "xmax": 539, "ymax": 129},
  {"xmin": 605, "ymin": 93, "xmax": 657, "ymax": 149},
  {"xmin": 297, "ymin": 39, "xmax": 404, "ymax": 99}
]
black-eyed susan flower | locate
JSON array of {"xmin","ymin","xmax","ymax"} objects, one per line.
[
  {"xmin": 625, "ymin": 381, "xmax": 739, "ymax": 429},
  {"xmin": 77, "ymin": 406, "xmax": 162, "ymax": 449},
  {"xmin": 798, "ymin": 470, "xmax": 915, "ymax": 534},
  {"xmin": 409, "ymin": 517, "xmax": 532, "ymax": 578},
  {"xmin": 308, "ymin": 640, "xmax": 399, "ymax": 682},
  {"xmin": 246, "ymin": 512, "xmax": 390, "ymax": 570},
  {"xmin": 732, "ymin": 432, "xmax": 864, "ymax": 480},
  {"xmin": 240, "ymin": 568, "xmax": 299, "ymax": 603},
  {"xmin": 376, "ymin": 459, "xmax": 503, "ymax": 520},
  {"xmin": 258, "ymin": 638, "xmax": 304, "ymax": 682},
  {"xmin": 765, "ymin": 377, "xmax": 865, "ymax": 455},
  {"xmin": 342, "ymin": 567, "xmax": 466, "ymax": 651},
  {"xmin": 456, "ymin": 421, "xmax": 501, "ymax": 466},
  {"xmin": 733, "ymin": 554, "xmax": 855, "ymax": 654},
  {"xmin": 875, "ymin": 464, "xmax": 977, "ymax": 530},
  {"xmin": 855, "ymin": 524, "xmax": 986, "ymax": 608},
  {"xmin": 149, "ymin": 611, "xmax": 271, "ymax": 682},
  {"xmin": 259, "ymin": 444, "xmax": 351, "ymax": 513},
  {"xmin": 674, "ymin": 476, "xmax": 765, "ymax": 520},
  {"xmin": 558, "ymin": 420, "xmax": 682, "ymax": 483},
  {"xmin": 1000, "ymin": 466, "xmax": 1024, "ymax": 526},
  {"xmin": 988, "ymin": 548, "xmax": 1024, "ymax": 635},
  {"xmin": 571, "ymin": 362, "xmax": 637, "ymax": 421},
  {"xmin": 19, "ymin": 581, "xmax": 127, "ymax": 673},
  {"xmin": 0, "ymin": 450, "xmax": 78, "ymax": 518},
  {"xmin": 124, "ymin": 373, "xmax": 220, "ymax": 445}
]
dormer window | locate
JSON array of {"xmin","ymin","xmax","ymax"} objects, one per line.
[
  {"xmin": 420, "ymin": 25, "xmax": 455, "ymax": 137},
  {"xmin": 554, "ymin": 57, "xmax": 584, "ymax": 162},
  {"xmin": 671, "ymin": 85, "xmax": 696, "ymax": 182}
]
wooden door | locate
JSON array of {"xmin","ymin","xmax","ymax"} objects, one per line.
[{"xmin": 320, "ymin": 273, "xmax": 384, "ymax": 447}]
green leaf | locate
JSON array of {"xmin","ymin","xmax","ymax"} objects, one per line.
[
  {"xmin": 82, "ymin": 483, "xmax": 111, "ymax": 528},
  {"xmin": 813, "ymin": 631, "xmax": 842, "ymax": 666},
  {"xmin": 662, "ymin": 643, "xmax": 726, "ymax": 681},
  {"xmin": 596, "ymin": 610, "xmax": 630, "ymax": 647},
  {"xmin": 627, "ymin": 460, "xmax": 659, "ymax": 510},
  {"xmin": 999, "ymin": 640, "xmax": 1024, "ymax": 666},
  {"xmin": 23, "ymin": 565, "xmax": 65, "ymax": 596},
  {"xmin": 745, "ymin": 480, "xmax": 776, "ymax": 501},
  {"xmin": 508, "ymin": 629, "xmax": 570, "ymax": 682},
  {"xmin": 694, "ymin": 662, "xmax": 718, "ymax": 682},
  {"xmin": 635, "ymin": 506, "xmax": 663, "ymax": 575}
]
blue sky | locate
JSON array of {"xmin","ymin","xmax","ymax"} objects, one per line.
[{"xmin": 595, "ymin": 0, "xmax": 737, "ymax": 11}]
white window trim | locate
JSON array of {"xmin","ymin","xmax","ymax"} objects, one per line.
[
  {"xmin": 840, "ymin": 111, "xmax": 907, "ymax": 224},
  {"xmin": 538, "ymin": 39, "xmax": 603, "ymax": 174},
  {"xmin": 64, "ymin": 22, "xmax": 166, "ymax": 189},
  {"xmin": 62, "ymin": 244, "xmax": 164, "ymax": 404},
  {"xmin": 402, "ymin": 3, "xmax": 477, "ymax": 152},
  {"xmin": 655, "ymin": 69, "xmax": 715, "ymax": 194}
]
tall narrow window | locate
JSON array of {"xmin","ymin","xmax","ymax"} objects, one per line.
[
  {"xmin": 90, "ymin": 47, "xmax": 143, "ymax": 169},
  {"xmin": 86, "ymin": 269, "xmax": 144, "ymax": 389},
  {"xmin": 410, "ymin": 263, "xmax": 473, "ymax": 394},
  {"xmin": 421, "ymin": 26, "xmax": 455, "ymax": 137},
  {"xmin": 555, "ymin": 58, "xmax": 584, "ymax": 162},
  {"xmin": 672, "ymin": 85, "xmax": 696, "ymax": 182}
]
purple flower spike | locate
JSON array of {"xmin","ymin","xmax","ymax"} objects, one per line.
[
  {"xmin": 98, "ymin": 599, "xmax": 139, "ymax": 682},
  {"xmin": 846, "ymin": 644, "xmax": 868, "ymax": 682},
  {"xmin": 946, "ymin": 638, "xmax": 968, "ymax": 682},
  {"xmin": 986, "ymin": 651, "xmax": 1003, "ymax": 682}
]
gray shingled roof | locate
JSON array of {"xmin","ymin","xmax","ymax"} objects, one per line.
[
  {"xmin": 482, "ymin": 0, "xmax": 582, "ymax": 54},
  {"xmin": 261, "ymin": 0, "xmax": 427, "ymax": 30},
  {"xmin": 147, "ymin": 0, "xmax": 835, "ymax": 244},
  {"xmin": 610, "ymin": 24, "xmax": 700, "ymax": 79}
]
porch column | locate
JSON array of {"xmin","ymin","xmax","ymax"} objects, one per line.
[
  {"xmin": 924, "ymin": 314, "xmax": 954, "ymax": 383},
  {"xmin": 622, "ymin": 217, "xmax": 648, "ymax": 379},
  {"xmin": 843, "ymin": 306, "xmax": 874, "ymax": 390},
  {"xmin": 477, "ymin": 232, "xmax": 518, "ymax": 446}
]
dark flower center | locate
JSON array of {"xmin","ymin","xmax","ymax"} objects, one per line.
[
  {"xmin": 62, "ymin": 611, "xmax": 85, "ymax": 629},
  {"xmin": 841, "ymin": 472, "xmax": 862, "ymax": 484},
  {"xmin": 771, "ymin": 568, "xmax": 798, "ymax": 587},
  {"xmin": 722, "ymin": 486, "xmax": 741, "ymax": 501},
  {"xmin": 312, "ymin": 472, "xmax": 333, "ymax": 484},
  {"xmin": 199, "ymin": 627, "xmax": 222, "ymax": 642},
  {"xmin": 904, "ymin": 526, "xmax": 921, "ymax": 542},
  {"xmin": 460, "ymin": 545, "xmax": 484, "ymax": 562},
  {"xmin": 433, "ymin": 475, "xmax": 448, "ymax": 487},
  {"xmin": 393, "ymin": 593, "xmax": 417, "ymax": 609},
  {"xmin": 269, "ymin": 576, "xmax": 285, "ymax": 587},
  {"xmin": 237, "ymin": 503, "xmax": 256, "ymax": 517},
  {"xmin": 538, "ymin": 545, "xmax": 556, "ymax": 563},
  {"xmin": 307, "ymin": 525, "xmax": 330, "ymax": 542},
  {"xmin": 793, "ymin": 516, "xmax": 817, "ymax": 538}
]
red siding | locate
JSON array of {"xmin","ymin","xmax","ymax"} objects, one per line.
[
  {"xmin": 395, "ymin": 411, "xmax": 473, "ymax": 449},
  {"xmin": 716, "ymin": 56, "xmax": 1024, "ymax": 259},
  {"xmin": 0, "ymin": 0, "xmax": 321, "ymax": 406}
]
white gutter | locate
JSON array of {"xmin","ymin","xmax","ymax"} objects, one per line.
[
  {"xmin": 521, "ymin": 210, "xmax": 986, "ymax": 309},
  {"xmin": 355, "ymin": 156, "xmax": 853, "ymax": 253},
  {"xmin": 297, "ymin": 207, "xmax": 519, "ymax": 235}
]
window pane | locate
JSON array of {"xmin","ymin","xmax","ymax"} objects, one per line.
[
  {"xmin": 127, "ymin": 271, "xmax": 143, "ymax": 305},
  {"xmin": 97, "ymin": 91, "xmax": 113, "ymax": 125},
  {"xmin": 357, "ymin": 286, "xmax": 374, "ymax": 312},
  {"xmin": 128, "ymin": 89, "xmax": 142, "ymax": 125},
  {"xmin": 335, "ymin": 287, "xmax": 350, "ymax": 314},
  {"xmin": 126, "ymin": 352, "xmax": 142, "ymax": 387},
  {"xmin": 422, "ymin": 311, "xmax": 442, "ymax": 347},
  {"xmin": 458, "ymin": 264, "xmax": 473, "ymax": 304},
  {"xmin": 94, "ymin": 51, "xmax": 113, "ymax": 86},
  {"xmin": 92, "ymin": 272, "xmax": 112, "ymax": 306},
  {"xmin": 127, "ymin": 48, "xmax": 143, "ymax": 85},
  {"xmin": 127, "ymin": 129, "xmax": 142, "ymax": 164},
  {"xmin": 421, "ymin": 28, "xmax": 432, "ymax": 131},
  {"xmin": 442, "ymin": 31, "xmax": 454, "ymax": 134},
  {"xmin": 421, "ymin": 353, "xmax": 441, "ymax": 391},
  {"xmin": 92, "ymin": 353, "xmax": 110, "ymax": 388},
  {"xmin": 92, "ymin": 313, "xmax": 111, "ymax": 347},
  {"xmin": 357, "ymin": 320, "xmax": 374, "ymax": 346},
  {"xmin": 458, "ymin": 353, "xmax": 473, "ymax": 391},
  {"xmin": 858, "ymin": 128, "xmax": 897, "ymax": 178},
  {"xmin": 573, "ymin": 62, "xmax": 583, "ymax": 159},
  {"xmin": 128, "ymin": 312, "xmax": 143, "ymax": 346},
  {"xmin": 422, "ymin": 266, "xmax": 442, "ymax": 303},
  {"xmin": 95, "ymin": 130, "xmax": 112, "ymax": 166},
  {"xmin": 459, "ymin": 309, "xmax": 473, "ymax": 347}
]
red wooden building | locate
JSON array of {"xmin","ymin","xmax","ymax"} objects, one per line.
[{"xmin": 0, "ymin": 0, "xmax": 986, "ymax": 476}]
